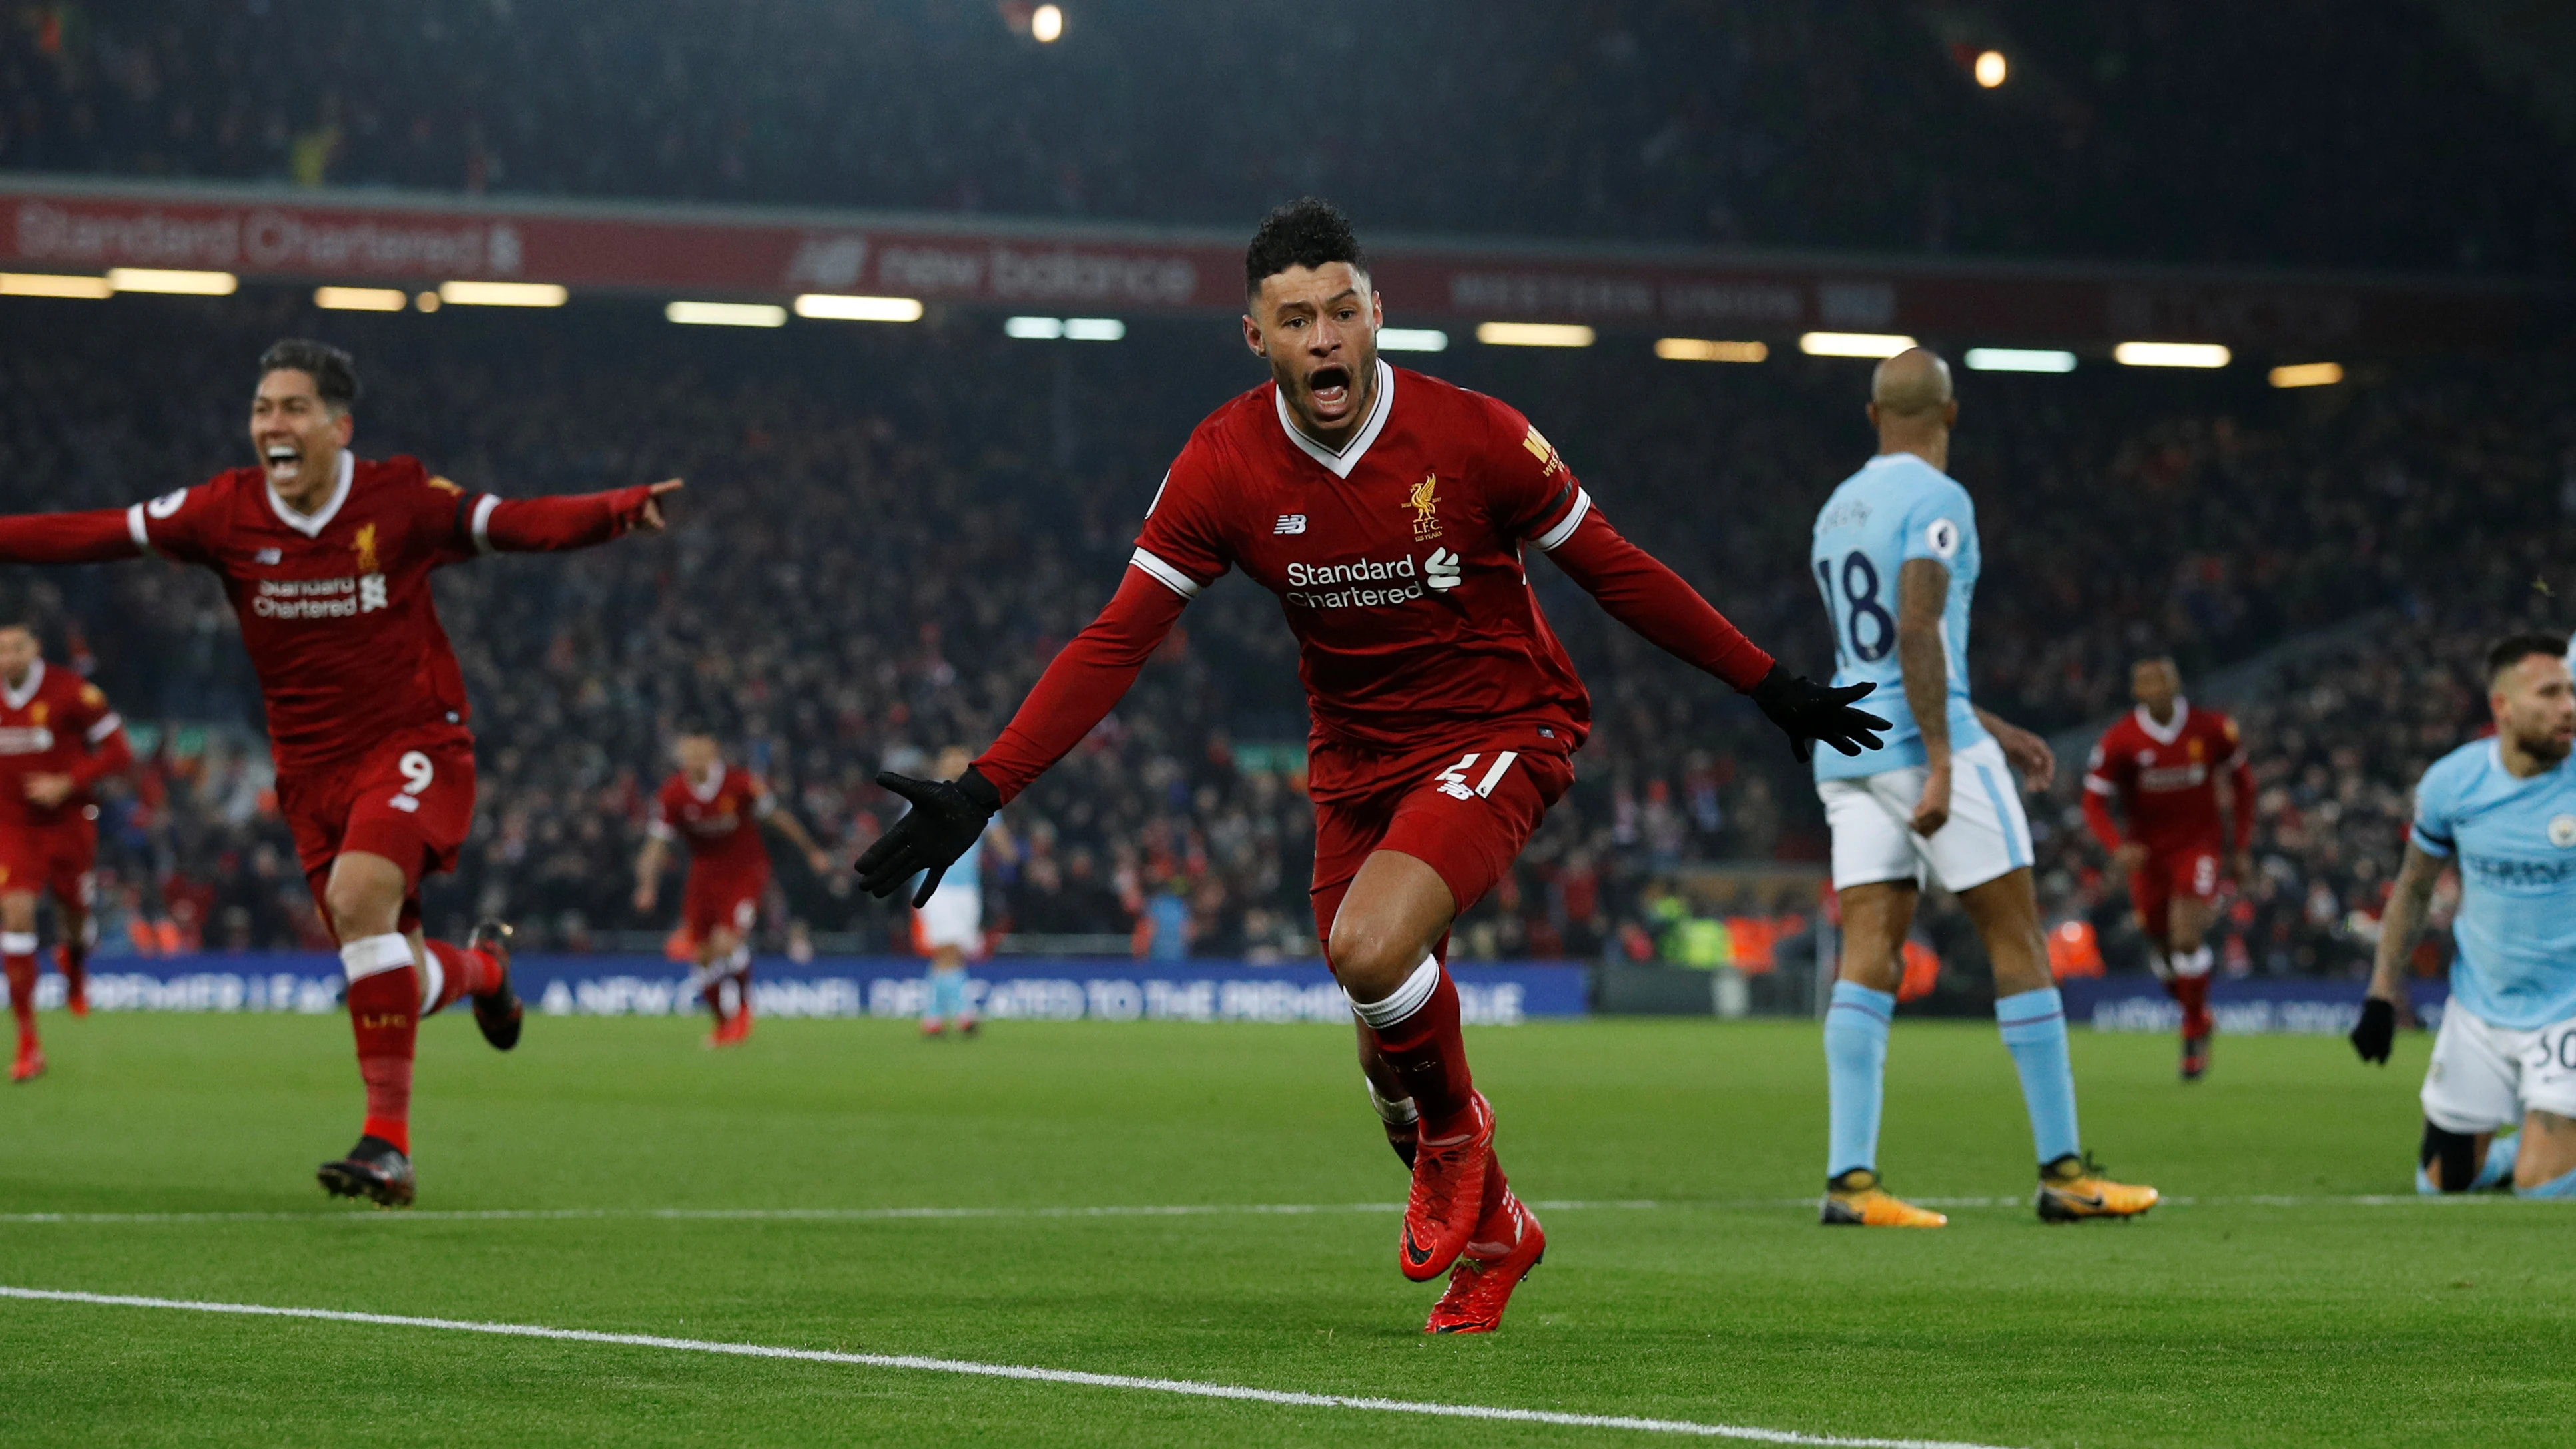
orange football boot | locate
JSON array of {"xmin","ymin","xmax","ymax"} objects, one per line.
[
  {"xmin": 1819, "ymin": 1169, "xmax": 1948, "ymax": 1227},
  {"xmin": 11, "ymin": 1042, "xmax": 45, "ymax": 1083},
  {"xmin": 2036, "ymin": 1153, "xmax": 2159, "ymax": 1222}
]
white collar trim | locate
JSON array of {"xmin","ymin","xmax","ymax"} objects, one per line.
[
  {"xmin": 266, "ymin": 449, "xmax": 354, "ymax": 538},
  {"xmin": 1274, "ymin": 360, "xmax": 1395, "ymax": 479},
  {"xmin": 2135, "ymin": 697, "xmax": 2190, "ymax": 746},
  {"xmin": 2, "ymin": 658, "xmax": 43, "ymax": 711},
  {"xmin": 687, "ymin": 760, "xmax": 728, "ymax": 803}
]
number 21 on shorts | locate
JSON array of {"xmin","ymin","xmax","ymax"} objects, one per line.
[
  {"xmin": 1435, "ymin": 751, "xmax": 1519, "ymax": 802},
  {"xmin": 389, "ymin": 750, "xmax": 434, "ymax": 814}
]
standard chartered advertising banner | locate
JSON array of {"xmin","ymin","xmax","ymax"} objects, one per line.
[{"xmin": 29, "ymin": 955, "xmax": 1585, "ymax": 1025}]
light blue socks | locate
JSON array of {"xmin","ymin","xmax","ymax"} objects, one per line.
[
  {"xmin": 1995, "ymin": 987, "xmax": 2082, "ymax": 1167},
  {"xmin": 2513, "ymin": 1154, "xmax": 2576, "ymax": 1199},
  {"xmin": 1823, "ymin": 981, "xmax": 1895, "ymax": 1178},
  {"xmin": 2415, "ymin": 1131, "xmax": 2522, "ymax": 1194},
  {"xmin": 925, "ymin": 964, "xmax": 970, "ymax": 1021}
]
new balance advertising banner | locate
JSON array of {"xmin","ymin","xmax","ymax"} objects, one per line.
[
  {"xmin": 1, "ymin": 176, "xmax": 2540, "ymax": 350},
  {"xmin": 29, "ymin": 955, "xmax": 1586, "ymax": 1024},
  {"xmin": 2059, "ymin": 974, "xmax": 2453, "ymax": 1035}
]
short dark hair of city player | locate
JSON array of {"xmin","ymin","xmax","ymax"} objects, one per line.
[
  {"xmin": 632, "ymin": 726, "xmax": 834, "ymax": 1047},
  {"xmin": 2081, "ymin": 655, "xmax": 2256, "ymax": 1080},
  {"xmin": 855, "ymin": 196, "xmax": 1885, "ymax": 1334},
  {"xmin": 2357, "ymin": 633, "xmax": 2576, "ymax": 1198},
  {"xmin": 1808, "ymin": 347, "xmax": 2158, "ymax": 1229},
  {"xmin": 0, "ymin": 338, "xmax": 685, "ymax": 1205},
  {"xmin": 0, "ymin": 617, "xmax": 136, "ymax": 1081}
]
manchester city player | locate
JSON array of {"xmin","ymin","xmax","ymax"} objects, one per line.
[
  {"xmin": 2355, "ymin": 634, "xmax": 2576, "ymax": 1198},
  {"xmin": 1807, "ymin": 348, "xmax": 2159, "ymax": 1227}
]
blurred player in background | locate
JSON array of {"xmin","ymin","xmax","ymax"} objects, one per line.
[
  {"xmin": 1810, "ymin": 348, "xmax": 2158, "ymax": 1229},
  {"xmin": 2082, "ymin": 655, "xmax": 2255, "ymax": 1079},
  {"xmin": 855, "ymin": 198, "xmax": 1884, "ymax": 1332},
  {"xmin": 0, "ymin": 618, "xmax": 134, "ymax": 1080},
  {"xmin": 633, "ymin": 727, "xmax": 833, "ymax": 1047},
  {"xmin": 912, "ymin": 745, "xmax": 1015, "ymax": 1038},
  {"xmin": 0, "ymin": 339, "xmax": 679, "ymax": 1203},
  {"xmin": 2355, "ymin": 634, "xmax": 2576, "ymax": 1198}
]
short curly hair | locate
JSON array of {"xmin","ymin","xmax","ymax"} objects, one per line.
[
  {"xmin": 258, "ymin": 338, "xmax": 361, "ymax": 412},
  {"xmin": 1245, "ymin": 197, "xmax": 1366, "ymax": 298}
]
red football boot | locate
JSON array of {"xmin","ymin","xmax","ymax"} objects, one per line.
[
  {"xmin": 1399, "ymin": 1091, "xmax": 1493, "ymax": 1282},
  {"xmin": 1425, "ymin": 1186, "xmax": 1546, "ymax": 1334},
  {"xmin": 10, "ymin": 1041, "xmax": 43, "ymax": 1083}
]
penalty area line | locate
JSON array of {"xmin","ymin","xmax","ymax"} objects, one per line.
[{"xmin": 0, "ymin": 1284, "xmax": 2016, "ymax": 1449}]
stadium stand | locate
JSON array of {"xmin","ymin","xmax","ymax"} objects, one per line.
[
  {"xmin": 1, "ymin": 1, "xmax": 2567, "ymax": 272},
  {"xmin": 3, "ymin": 293, "xmax": 2569, "ymax": 966}
]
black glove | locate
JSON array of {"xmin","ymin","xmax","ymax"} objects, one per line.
[
  {"xmin": 1749, "ymin": 663, "xmax": 1891, "ymax": 764},
  {"xmin": 2350, "ymin": 996, "xmax": 2396, "ymax": 1065},
  {"xmin": 854, "ymin": 767, "xmax": 1002, "ymax": 908}
]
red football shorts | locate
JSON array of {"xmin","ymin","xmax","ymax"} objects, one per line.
[
  {"xmin": 0, "ymin": 817, "xmax": 97, "ymax": 906},
  {"xmin": 278, "ymin": 724, "xmax": 478, "ymax": 938},
  {"xmin": 2128, "ymin": 846, "xmax": 2221, "ymax": 941},
  {"xmin": 1307, "ymin": 734, "xmax": 1576, "ymax": 964},
  {"xmin": 683, "ymin": 860, "xmax": 769, "ymax": 942}
]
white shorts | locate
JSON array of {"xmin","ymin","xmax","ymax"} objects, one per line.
[
  {"xmin": 1817, "ymin": 736, "xmax": 2033, "ymax": 894},
  {"xmin": 914, "ymin": 884, "xmax": 983, "ymax": 953},
  {"xmin": 2421, "ymin": 1003, "xmax": 2576, "ymax": 1133}
]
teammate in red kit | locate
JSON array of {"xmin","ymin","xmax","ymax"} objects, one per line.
[
  {"xmin": 0, "ymin": 339, "xmax": 680, "ymax": 1203},
  {"xmin": 0, "ymin": 618, "xmax": 135, "ymax": 1080},
  {"xmin": 632, "ymin": 727, "xmax": 834, "ymax": 1047},
  {"xmin": 2082, "ymin": 655, "xmax": 2255, "ymax": 1079},
  {"xmin": 855, "ymin": 199, "xmax": 1885, "ymax": 1333}
]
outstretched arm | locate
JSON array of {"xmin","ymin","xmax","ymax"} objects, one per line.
[
  {"xmin": 759, "ymin": 801, "xmax": 836, "ymax": 876},
  {"xmin": 2355, "ymin": 842, "xmax": 2443, "ymax": 1061},
  {"xmin": 1538, "ymin": 505, "xmax": 1885, "ymax": 759},
  {"xmin": 469, "ymin": 480, "xmax": 682, "ymax": 553},
  {"xmin": 0, "ymin": 509, "xmax": 147, "ymax": 565},
  {"xmin": 856, "ymin": 567, "xmax": 1187, "ymax": 905}
]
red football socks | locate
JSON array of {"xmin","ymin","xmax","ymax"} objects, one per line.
[
  {"xmin": 2173, "ymin": 972, "xmax": 2212, "ymax": 1040},
  {"xmin": 4, "ymin": 950, "xmax": 35, "ymax": 1047},
  {"xmin": 346, "ymin": 966, "xmax": 420, "ymax": 1154},
  {"xmin": 1363, "ymin": 969, "xmax": 1477, "ymax": 1136},
  {"xmin": 424, "ymin": 938, "xmax": 502, "ymax": 1010},
  {"xmin": 57, "ymin": 940, "xmax": 86, "ymax": 998}
]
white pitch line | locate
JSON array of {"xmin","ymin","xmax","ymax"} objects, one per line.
[
  {"xmin": 0, "ymin": 1191, "xmax": 2521, "ymax": 1226},
  {"xmin": 0, "ymin": 1284, "xmax": 2016, "ymax": 1448}
]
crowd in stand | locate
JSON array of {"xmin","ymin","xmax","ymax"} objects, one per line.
[
  {"xmin": 3, "ymin": 1, "xmax": 2567, "ymax": 274},
  {"xmin": 3, "ymin": 294, "xmax": 2570, "ymax": 969}
]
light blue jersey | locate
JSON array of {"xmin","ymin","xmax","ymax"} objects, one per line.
[
  {"xmin": 2410, "ymin": 740, "xmax": 2576, "ymax": 1029},
  {"xmin": 1808, "ymin": 453, "xmax": 1989, "ymax": 782}
]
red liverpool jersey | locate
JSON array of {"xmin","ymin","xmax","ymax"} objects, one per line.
[
  {"xmin": 0, "ymin": 659, "xmax": 129, "ymax": 828},
  {"xmin": 976, "ymin": 361, "xmax": 1773, "ymax": 802},
  {"xmin": 2083, "ymin": 699, "xmax": 2254, "ymax": 856},
  {"xmin": 647, "ymin": 764, "xmax": 774, "ymax": 874},
  {"xmin": 121, "ymin": 454, "xmax": 480, "ymax": 772},
  {"xmin": 1133, "ymin": 361, "xmax": 1595, "ymax": 756}
]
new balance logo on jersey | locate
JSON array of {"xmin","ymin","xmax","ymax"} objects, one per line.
[{"xmin": 1274, "ymin": 514, "xmax": 1307, "ymax": 535}]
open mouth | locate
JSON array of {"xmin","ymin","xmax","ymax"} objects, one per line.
[
  {"xmin": 1307, "ymin": 364, "xmax": 1352, "ymax": 412},
  {"xmin": 264, "ymin": 444, "xmax": 301, "ymax": 471}
]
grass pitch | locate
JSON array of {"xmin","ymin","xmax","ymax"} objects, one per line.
[{"xmin": 0, "ymin": 1006, "xmax": 2567, "ymax": 1447}]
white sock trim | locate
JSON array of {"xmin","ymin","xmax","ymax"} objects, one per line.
[
  {"xmin": 416, "ymin": 950, "xmax": 444, "ymax": 1012},
  {"xmin": 1365, "ymin": 1077, "xmax": 1419, "ymax": 1127},
  {"xmin": 0, "ymin": 932, "xmax": 35, "ymax": 956},
  {"xmin": 2173, "ymin": 946, "xmax": 2214, "ymax": 980},
  {"xmin": 1347, "ymin": 957, "xmax": 1441, "ymax": 1030},
  {"xmin": 339, "ymin": 933, "xmax": 415, "ymax": 982}
]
